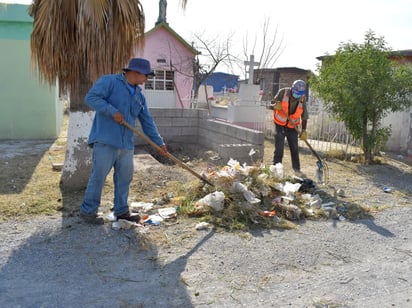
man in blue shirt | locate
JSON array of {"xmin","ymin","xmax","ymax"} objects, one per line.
[{"xmin": 80, "ymin": 58, "xmax": 168, "ymax": 225}]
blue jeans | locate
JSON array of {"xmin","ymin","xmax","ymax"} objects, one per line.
[{"xmin": 80, "ymin": 143, "xmax": 134, "ymax": 216}]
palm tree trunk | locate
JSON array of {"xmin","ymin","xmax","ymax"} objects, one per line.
[{"xmin": 60, "ymin": 74, "xmax": 94, "ymax": 190}]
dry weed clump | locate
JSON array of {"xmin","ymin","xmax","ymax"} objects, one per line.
[{"xmin": 325, "ymin": 149, "xmax": 347, "ymax": 161}]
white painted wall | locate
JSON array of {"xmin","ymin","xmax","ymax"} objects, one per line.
[{"xmin": 382, "ymin": 108, "xmax": 411, "ymax": 152}]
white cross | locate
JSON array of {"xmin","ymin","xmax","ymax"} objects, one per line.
[{"xmin": 244, "ymin": 55, "xmax": 260, "ymax": 85}]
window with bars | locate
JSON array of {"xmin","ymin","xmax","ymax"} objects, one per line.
[{"xmin": 145, "ymin": 70, "xmax": 174, "ymax": 91}]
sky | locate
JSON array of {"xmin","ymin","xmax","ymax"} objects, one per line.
[{"xmin": 4, "ymin": 0, "xmax": 412, "ymax": 76}]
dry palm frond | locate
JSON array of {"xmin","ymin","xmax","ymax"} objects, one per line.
[
  {"xmin": 79, "ymin": 0, "xmax": 110, "ymax": 25},
  {"xmin": 29, "ymin": 0, "xmax": 145, "ymax": 96}
]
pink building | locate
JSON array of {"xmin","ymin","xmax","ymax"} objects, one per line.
[{"xmin": 136, "ymin": 2, "xmax": 198, "ymax": 109}]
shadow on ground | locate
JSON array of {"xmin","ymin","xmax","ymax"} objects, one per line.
[
  {"xmin": 0, "ymin": 140, "xmax": 55, "ymax": 194},
  {"xmin": 356, "ymin": 162, "xmax": 412, "ymax": 193},
  {"xmin": 0, "ymin": 207, "xmax": 215, "ymax": 307}
]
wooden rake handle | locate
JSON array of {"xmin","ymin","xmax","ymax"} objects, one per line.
[
  {"xmin": 300, "ymin": 138, "xmax": 323, "ymax": 163},
  {"xmin": 122, "ymin": 121, "xmax": 214, "ymax": 186}
]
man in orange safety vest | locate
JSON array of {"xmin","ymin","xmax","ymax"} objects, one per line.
[{"xmin": 269, "ymin": 79, "xmax": 308, "ymax": 175}]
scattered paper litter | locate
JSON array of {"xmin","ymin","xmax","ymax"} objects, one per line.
[
  {"xmin": 148, "ymin": 214, "xmax": 164, "ymax": 223},
  {"xmin": 158, "ymin": 207, "xmax": 177, "ymax": 219},
  {"xmin": 195, "ymin": 222, "xmax": 210, "ymax": 230},
  {"xmin": 130, "ymin": 201, "xmax": 154, "ymax": 212}
]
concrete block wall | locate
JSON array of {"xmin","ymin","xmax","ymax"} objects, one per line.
[
  {"xmin": 135, "ymin": 108, "xmax": 264, "ymax": 164},
  {"xmin": 198, "ymin": 118, "xmax": 264, "ymax": 148},
  {"xmin": 136, "ymin": 108, "xmax": 200, "ymax": 146},
  {"xmin": 198, "ymin": 118, "xmax": 264, "ymax": 165}
]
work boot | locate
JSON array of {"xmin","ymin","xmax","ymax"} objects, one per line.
[
  {"xmin": 80, "ymin": 212, "xmax": 104, "ymax": 225},
  {"xmin": 116, "ymin": 211, "xmax": 141, "ymax": 223}
]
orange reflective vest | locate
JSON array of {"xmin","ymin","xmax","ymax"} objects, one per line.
[{"xmin": 273, "ymin": 89, "xmax": 304, "ymax": 128}]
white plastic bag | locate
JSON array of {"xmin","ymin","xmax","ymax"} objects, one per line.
[
  {"xmin": 283, "ymin": 181, "xmax": 302, "ymax": 195},
  {"xmin": 269, "ymin": 163, "xmax": 284, "ymax": 178},
  {"xmin": 196, "ymin": 191, "xmax": 225, "ymax": 211},
  {"xmin": 232, "ymin": 182, "xmax": 261, "ymax": 205}
]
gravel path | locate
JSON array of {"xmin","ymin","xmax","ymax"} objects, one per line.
[{"xmin": 0, "ymin": 205, "xmax": 411, "ymax": 307}]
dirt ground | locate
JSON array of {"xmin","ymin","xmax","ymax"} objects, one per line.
[{"xmin": 0, "ymin": 136, "xmax": 411, "ymax": 307}]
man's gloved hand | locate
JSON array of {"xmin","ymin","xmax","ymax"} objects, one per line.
[
  {"xmin": 158, "ymin": 144, "xmax": 168, "ymax": 156},
  {"xmin": 300, "ymin": 130, "xmax": 307, "ymax": 141},
  {"xmin": 273, "ymin": 102, "xmax": 283, "ymax": 110}
]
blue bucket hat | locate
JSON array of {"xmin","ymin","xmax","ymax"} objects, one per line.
[{"xmin": 123, "ymin": 58, "xmax": 155, "ymax": 76}]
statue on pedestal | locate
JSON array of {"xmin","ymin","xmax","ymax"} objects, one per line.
[{"xmin": 156, "ymin": 0, "xmax": 167, "ymax": 25}]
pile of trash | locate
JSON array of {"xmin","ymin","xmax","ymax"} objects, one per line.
[
  {"xmin": 180, "ymin": 158, "xmax": 346, "ymax": 230},
  {"xmin": 109, "ymin": 158, "xmax": 360, "ymax": 231}
]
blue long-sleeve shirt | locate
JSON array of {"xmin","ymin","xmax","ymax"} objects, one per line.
[{"xmin": 85, "ymin": 73, "xmax": 164, "ymax": 150}]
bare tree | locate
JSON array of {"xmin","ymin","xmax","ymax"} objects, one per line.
[
  {"xmin": 241, "ymin": 16, "xmax": 284, "ymax": 80},
  {"xmin": 191, "ymin": 31, "xmax": 237, "ymax": 99}
]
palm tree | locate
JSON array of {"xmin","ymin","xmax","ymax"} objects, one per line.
[{"xmin": 29, "ymin": 0, "xmax": 187, "ymax": 189}]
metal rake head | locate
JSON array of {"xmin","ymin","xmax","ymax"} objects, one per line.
[{"xmin": 315, "ymin": 159, "xmax": 329, "ymax": 185}]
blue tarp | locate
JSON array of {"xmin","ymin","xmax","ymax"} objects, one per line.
[{"xmin": 201, "ymin": 72, "xmax": 239, "ymax": 93}]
